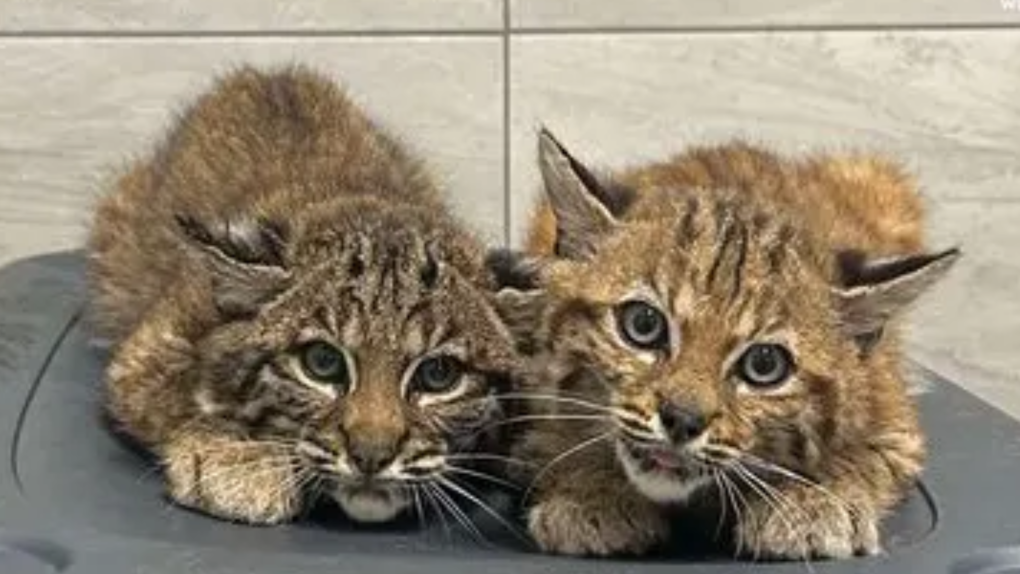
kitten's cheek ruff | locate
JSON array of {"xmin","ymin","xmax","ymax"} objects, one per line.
[
  {"xmin": 332, "ymin": 485, "xmax": 409, "ymax": 523},
  {"xmin": 615, "ymin": 441, "xmax": 710, "ymax": 504}
]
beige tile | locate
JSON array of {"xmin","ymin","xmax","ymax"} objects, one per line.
[
  {"xmin": 0, "ymin": 38, "xmax": 504, "ymax": 266},
  {"xmin": 0, "ymin": 0, "xmax": 501, "ymax": 31},
  {"xmin": 511, "ymin": 0, "xmax": 1017, "ymax": 29},
  {"xmin": 509, "ymin": 31, "xmax": 1020, "ymax": 243},
  {"xmin": 907, "ymin": 200, "xmax": 1020, "ymax": 417}
]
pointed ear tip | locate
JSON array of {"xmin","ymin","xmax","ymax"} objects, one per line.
[
  {"xmin": 932, "ymin": 246, "xmax": 963, "ymax": 267},
  {"xmin": 537, "ymin": 127, "xmax": 567, "ymax": 155},
  {"xmin": 942, "ymin": 246, "xmax": 963, "ymax": 259},
  {"xmin": 537, "ymin": 130, "xmax": 556, "ymax": 152}
]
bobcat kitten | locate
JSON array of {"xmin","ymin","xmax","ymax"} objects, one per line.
[
  {"xmin": 87, "ymin": 66, "xmax": 518, "ymax": 525},
  {"xmin": 507, "ymin": 130, "xmax": 958, "ymax": 559}
]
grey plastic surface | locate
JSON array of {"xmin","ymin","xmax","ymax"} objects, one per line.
[
  {"xmin": 2, "ymin": 251, "xmax": 1020, "ymax": 574},
  {"xmin": 952, "ymin": 548, "xmax": 1020, "ymax": 574}
]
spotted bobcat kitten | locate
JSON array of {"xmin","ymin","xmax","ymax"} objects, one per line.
[
  {"xmin": 506, "ymin": 130, "xmax": 958, "ymax": 559},
  {"xmin": 87, "ymin": 66, "xmax": 519, "ymax": 525}
]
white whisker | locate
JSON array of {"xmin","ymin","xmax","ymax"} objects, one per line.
[
  {"xmin": 444, "ymin": 453, "xmax": 537, "ymax": 468},
  {"xmin": 738, "ymin": 453, "xmax": 860, "ymax": 522},
  {"xmin": 445, "ymin": 465, "xmax": 521, "ymax": 491},
  {"xmin": 523, "ymin": 432, "xmax": 613, "ymax": 502},
  {"xmin": 421, "ymin": 483, "xmax": 452, "ymax": 540},
  {"xmin": 428, "ymin": 483, "xmax": 487, "ymax": 545},
  {"xmin": 491, "ymin": 392, "xmax": 619, "ymax": 416},
  {"xmin": 438, "ymin": 477, "xmax": 527, "ymax": 543}
]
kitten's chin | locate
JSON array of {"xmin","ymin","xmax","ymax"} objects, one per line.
[
  {"xmin": 332, "ymin": 485, "xmax": 409, "ymax": 523},
  {"xmin": 615, "ymin": 440, "xmax": 711, "ymax": 504}
]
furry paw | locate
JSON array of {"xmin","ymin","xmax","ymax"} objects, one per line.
[
  {"xmin": 528, "ymin": 494, "xmax": 668, "ymax": 556},
  {"xmin": 163, "ymin": 435, "xmax": 303, "ymax": 525},
  {"xmin": 734, "ymin": 490, "xmax": 880, "ymax": 560}
]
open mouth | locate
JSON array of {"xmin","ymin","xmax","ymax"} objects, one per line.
[
  {"xmin": 615, "ymin": 438, "xmax": 713, "ymax": 503},
  {"xmin": 619, "ymin": 438, "xmax": 703, "ymax": 479}
]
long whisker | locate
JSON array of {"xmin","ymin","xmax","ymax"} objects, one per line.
[
  {"xmin": 299, "ymin": 474, "xmax": 327, "ymax": 522},
  {"xmin": 445, "ymin": 465, "xmax": 521, "ymax": 491},
  {"xmin": 704, "ymin": 445, "xmax": 858, "ymax": 521},
  {"xmin": 438, "ymin": 477, "xmax": 528, "ymax": 543},
  {"xmin": 741, "ymin": 462, "xmax": 805, "ymax": 524},
  {"xmin": 490, "ymin": 392, "xmax": 619, "ymax": 416},
  {"xmin": 444, "ymin": 453, "xmax": 537, "ymax": 469},
  {"xmin": 729, "ymin": 461, "xmax": 816, "ymax": 571},
  {"xmin": 410, "ymin": 484, "xmax": 427, "ymax": 531},
  {"xmin": 478, "ymin": 413, "xmax": 610, "ymax": 430},
  {"xmin": 523, "ymin": 432, "xmax": 613, "ymax": 502},
  {"xmin": 718, "ymin": 470, "xmax": 744, "ymax": 555},
  {"xmin": 725, "ymin": 461, "xmax": 781, "ymax": 560},
  {"xmin": 719, "ymin": 469, "xmax": 751, "ymax": 557},
  {"xmin": 428, "ymin": 483, "xmax": 488, "ymax": 545},
  {"xmin": 271, "ymin": 464, "xmax": 314, "ymax": 516},
  {"xmin": 421, "ymin": 483, "xmax": 451, "ymax": 541},
  {"xmin": 738, "ymin": 453, "xmax": 860, "ymax": 522},
  {"xmin": 710, "ymin": 468, "xmax": 728, "ymax": 541}
]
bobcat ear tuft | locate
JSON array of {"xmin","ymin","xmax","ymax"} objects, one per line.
[
  {"xmin": 175, "ymin": 214, "xmax": 289, "ymax": 269},
  {"xmin": 485, "ymin": 247, "xmax": 549, "ymax": 352},
  {"xmin": 834, "ymin": 247, "xmax": 960, "ymax": 353},
  {"xmin": 175, "ymin": 214, "xmax": 292, "ymax": 316},
  {"xmin": 485, "ymin": 248, "xmax": 544, "ymax": 291},
  {"xmin": 537, "ymin": 128, "xmax": 632, "ymax": 260}
]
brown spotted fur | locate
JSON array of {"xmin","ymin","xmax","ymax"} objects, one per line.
[
  {"xmin": 87, "ymin": 65, "xmax": 519, "ymax": 525},
  {"xmin": 507, "ymin": 131, "xmax": 958, "ymax": 559}
]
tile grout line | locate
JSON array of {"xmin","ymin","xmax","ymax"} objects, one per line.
[
  {"xmin": 502, "ymin": 0, "xmax": 512, "ymax": 248},
  {"xmin": 508, "ymin": 22, "xmax": 1020, "ymax": 34},
  {"xmin": 2, "ymin": 21, "xmax": 1018, "ymax": 39},
  {"xmin": 0, "ymin": 29, "xmax": 503, "ymax": 38}
]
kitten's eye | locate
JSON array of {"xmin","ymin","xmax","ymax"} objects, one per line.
[
  {"xmin": 299, "ymin": 341, "xmax": 349, "ymax": 385},
  {"xmin": 411, "ymin": 356, "xmax": 464, "ymax": 395},
  {"xmin": 738, "ymin": 344, "xmax": 793, "ymax": 388},
  {"xmin": 616, "ymin": 300, "xmax": 670, "ymax": 350}
]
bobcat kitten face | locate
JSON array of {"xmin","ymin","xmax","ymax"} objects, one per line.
[
  {"xmin": 504, "ymin": 130, "xmax": 958, "ymax": 557},
  {"xmin": 181, "ymin": 203, "xmax": 515, "ymax": 522},
  {"xmin": 91, "ymin": 67, "xmax": 522, "ymax": 527},
  {"xmin": 539, "ymin": 192, "xmax": 935, "ymax": 502}
]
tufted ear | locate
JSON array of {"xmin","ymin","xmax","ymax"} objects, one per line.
[
  {"xmin": 834, "ymin": 247, "xmax": 960, "ymax": 353},
  {"xmin": 485, "ymin": 248, "xmax": 549, "ymax": 352},
  {"xmin": 176, "ymin": 214, "xmax": 292, "ymax": 317},
  {"xmin": 537, "ymin": 128, "xmax": 633, "ymax": 259}
]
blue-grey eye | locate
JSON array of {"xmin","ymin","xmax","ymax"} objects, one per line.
[
  {"xmin": 412, "ymin": 356, "xmax": 464, "ymax": 394},
  {"xmin": 739, "ymin": 344, "xmax": 793, "ymax": 388},
  {"xmin": 616, "ymin": 300, "xmax": 669, "ymax": 350},
  {"xmin": 300, "ymin": 341, "xmax": 349, "ymax": 385}
]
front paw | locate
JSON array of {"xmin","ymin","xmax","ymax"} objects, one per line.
[
  {"xmin": 528, "ymin": 494, "xmax": 668, "ymax": 556},
  {"xmin": 735, "ymin": 491, "xmax": 879, "ymax": 560},
  {"xmin": 163, "ymin": 436, "xmax": 303, "ymax": 525}
]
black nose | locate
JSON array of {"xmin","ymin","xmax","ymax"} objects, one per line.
[
  {"xmin": 658, "ymin": 401, "xmax": 709, "ymax": 444},
  {"xmin": 347, "ymin": 438, "xmax": 399, "ymax": 476}
]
